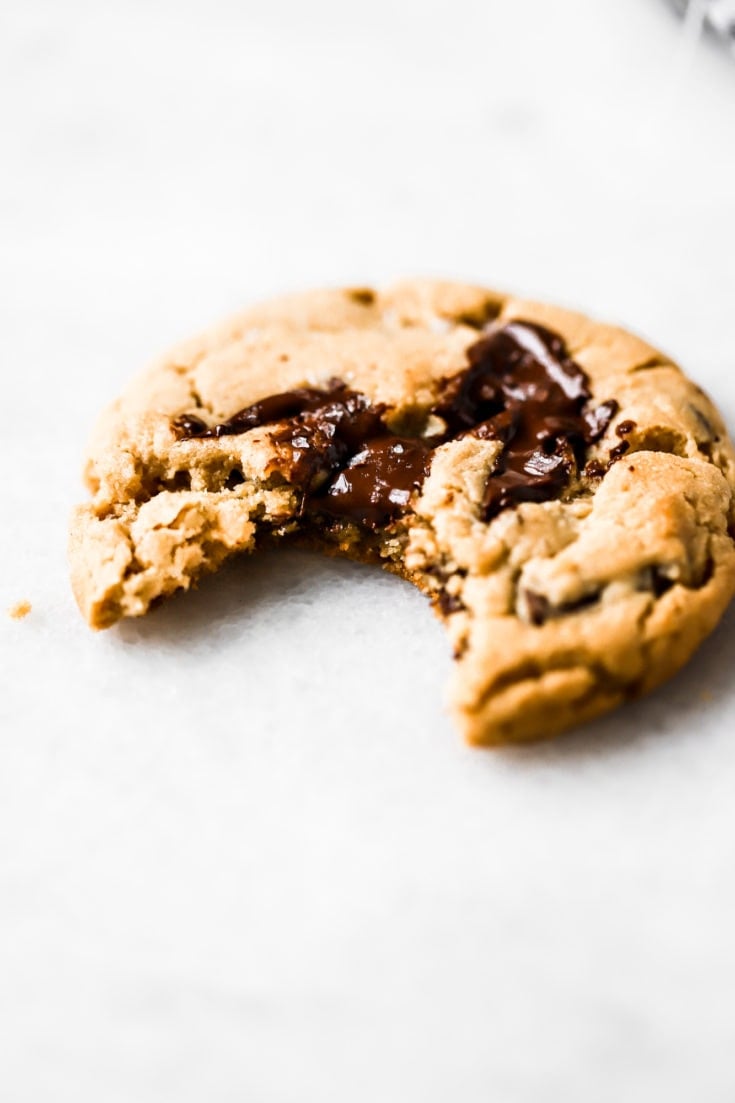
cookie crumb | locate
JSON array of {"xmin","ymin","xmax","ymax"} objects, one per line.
[{"xmin": 8, "ymin": 600, "xmax": 31, "ymax": 621}]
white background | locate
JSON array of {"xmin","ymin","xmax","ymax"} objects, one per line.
[{"xmin": 2, "ymin": 1, "xmax": 735, "ymax": 1100}]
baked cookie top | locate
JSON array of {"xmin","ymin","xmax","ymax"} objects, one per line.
[{"xmin": 69, "ymin": 279, "xmax": 735, "ymax": 744}]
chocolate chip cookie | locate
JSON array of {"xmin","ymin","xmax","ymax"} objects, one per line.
[{"xmin": 69, "ymin": 280, "xmax": 735, "ymax": 744}]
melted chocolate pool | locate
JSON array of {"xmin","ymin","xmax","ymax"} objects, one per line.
[{"xmin": 173, "ymin": 321, "xmax": 617, "ymax": 528}]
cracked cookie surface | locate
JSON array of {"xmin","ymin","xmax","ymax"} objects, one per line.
[{"xmin": 69, "ymin": 279, "xmax": 735, "ymax": 744}]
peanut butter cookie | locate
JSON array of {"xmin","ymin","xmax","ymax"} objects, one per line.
[{"xmin": 69, "ymin": 281, "xmax": 735, "ymax": 743}]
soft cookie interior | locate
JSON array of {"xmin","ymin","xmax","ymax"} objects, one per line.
[{"xmin": 69, "ymin": 281, "xmax": 735, "ymax": 744}]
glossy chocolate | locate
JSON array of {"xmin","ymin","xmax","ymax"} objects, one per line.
[
  {"xmin": 174, "ymin": 382, "xmax": 428, "ymax": 527},
  {"xmin": 173, "ymin": 320, "xmax": 616, "ymax": 528},
  {"xmin": 437, "ymin": 323, "xmax": 617, "ymax": 517},
  {"xmin": 319, "ymin": 438, "xmax": 432, "ymax": 527}
]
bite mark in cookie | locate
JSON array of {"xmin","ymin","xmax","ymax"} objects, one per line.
[{"xmin": 69, "ymin": 280, "xmax": 735, "ymax": 744}]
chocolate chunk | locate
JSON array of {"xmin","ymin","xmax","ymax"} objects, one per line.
[
  {"xmin": 585, "ymin": 400, "xmax": 619, "ymax": 442},
  {"xmin": 189, "ymin": 382, "xmax": 428, "ymax": 528},
  {"xmin": 174, "ymin": 320, "xmax": 619, "ymax": 530},
  {"xmin": 608, "ymin": 440, "xmax": 630, "ymax": 462},
  {"xmin": 641, "ymin": 566, "xmax": 675, "ymax": 598},
  {"xmin": 180, "ymin": 384, "xmax": 375, "ymax": 441},
  {"xmin": 348, "ymin": 288, "xmax": 376, "ymax": 305},
  {"xmin": 172, "ymin": 413, "xmax": 209, "ymax": 438},
  {"xmin": 616, "ymin": 419, "xmax": 636, "ymax": 437},
  {"xmin": 524, "ymin": 590, "xmax": 551, "ymax": 626},
  {"xmin": 584, "ymin": 459, "xmax": 607, "ymax": 480},
  {"xmin": 436, "ymin": 321, "xmax": 617, "ymax": 519},
  {"xmin": 320, "ymin": 438, "xmax": 431, "ymax": 528},
  {"xmin": 437, "ymin": 590, "xmax": 465, "ymax": 616},
  {"xmin": 525, "ymin": 586, "xmax": 601, "ymax": 625},
  {"xmin": 652, "ymin": 571, "xmax": 674, "ymax": 597}
]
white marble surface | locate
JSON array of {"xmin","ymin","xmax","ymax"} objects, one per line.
[{"xmin": 2, "ymin": 1, "xmax": 735, "ymax": 1100}]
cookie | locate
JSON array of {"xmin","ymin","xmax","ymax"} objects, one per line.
[{"xmin": 69, "ymin": 280, "xmax": 735, "ymax": 744}]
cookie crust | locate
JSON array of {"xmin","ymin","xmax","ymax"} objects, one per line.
[{"xmin": 69, "ymin": 280, "xmax": 735, "ymax": 744}]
